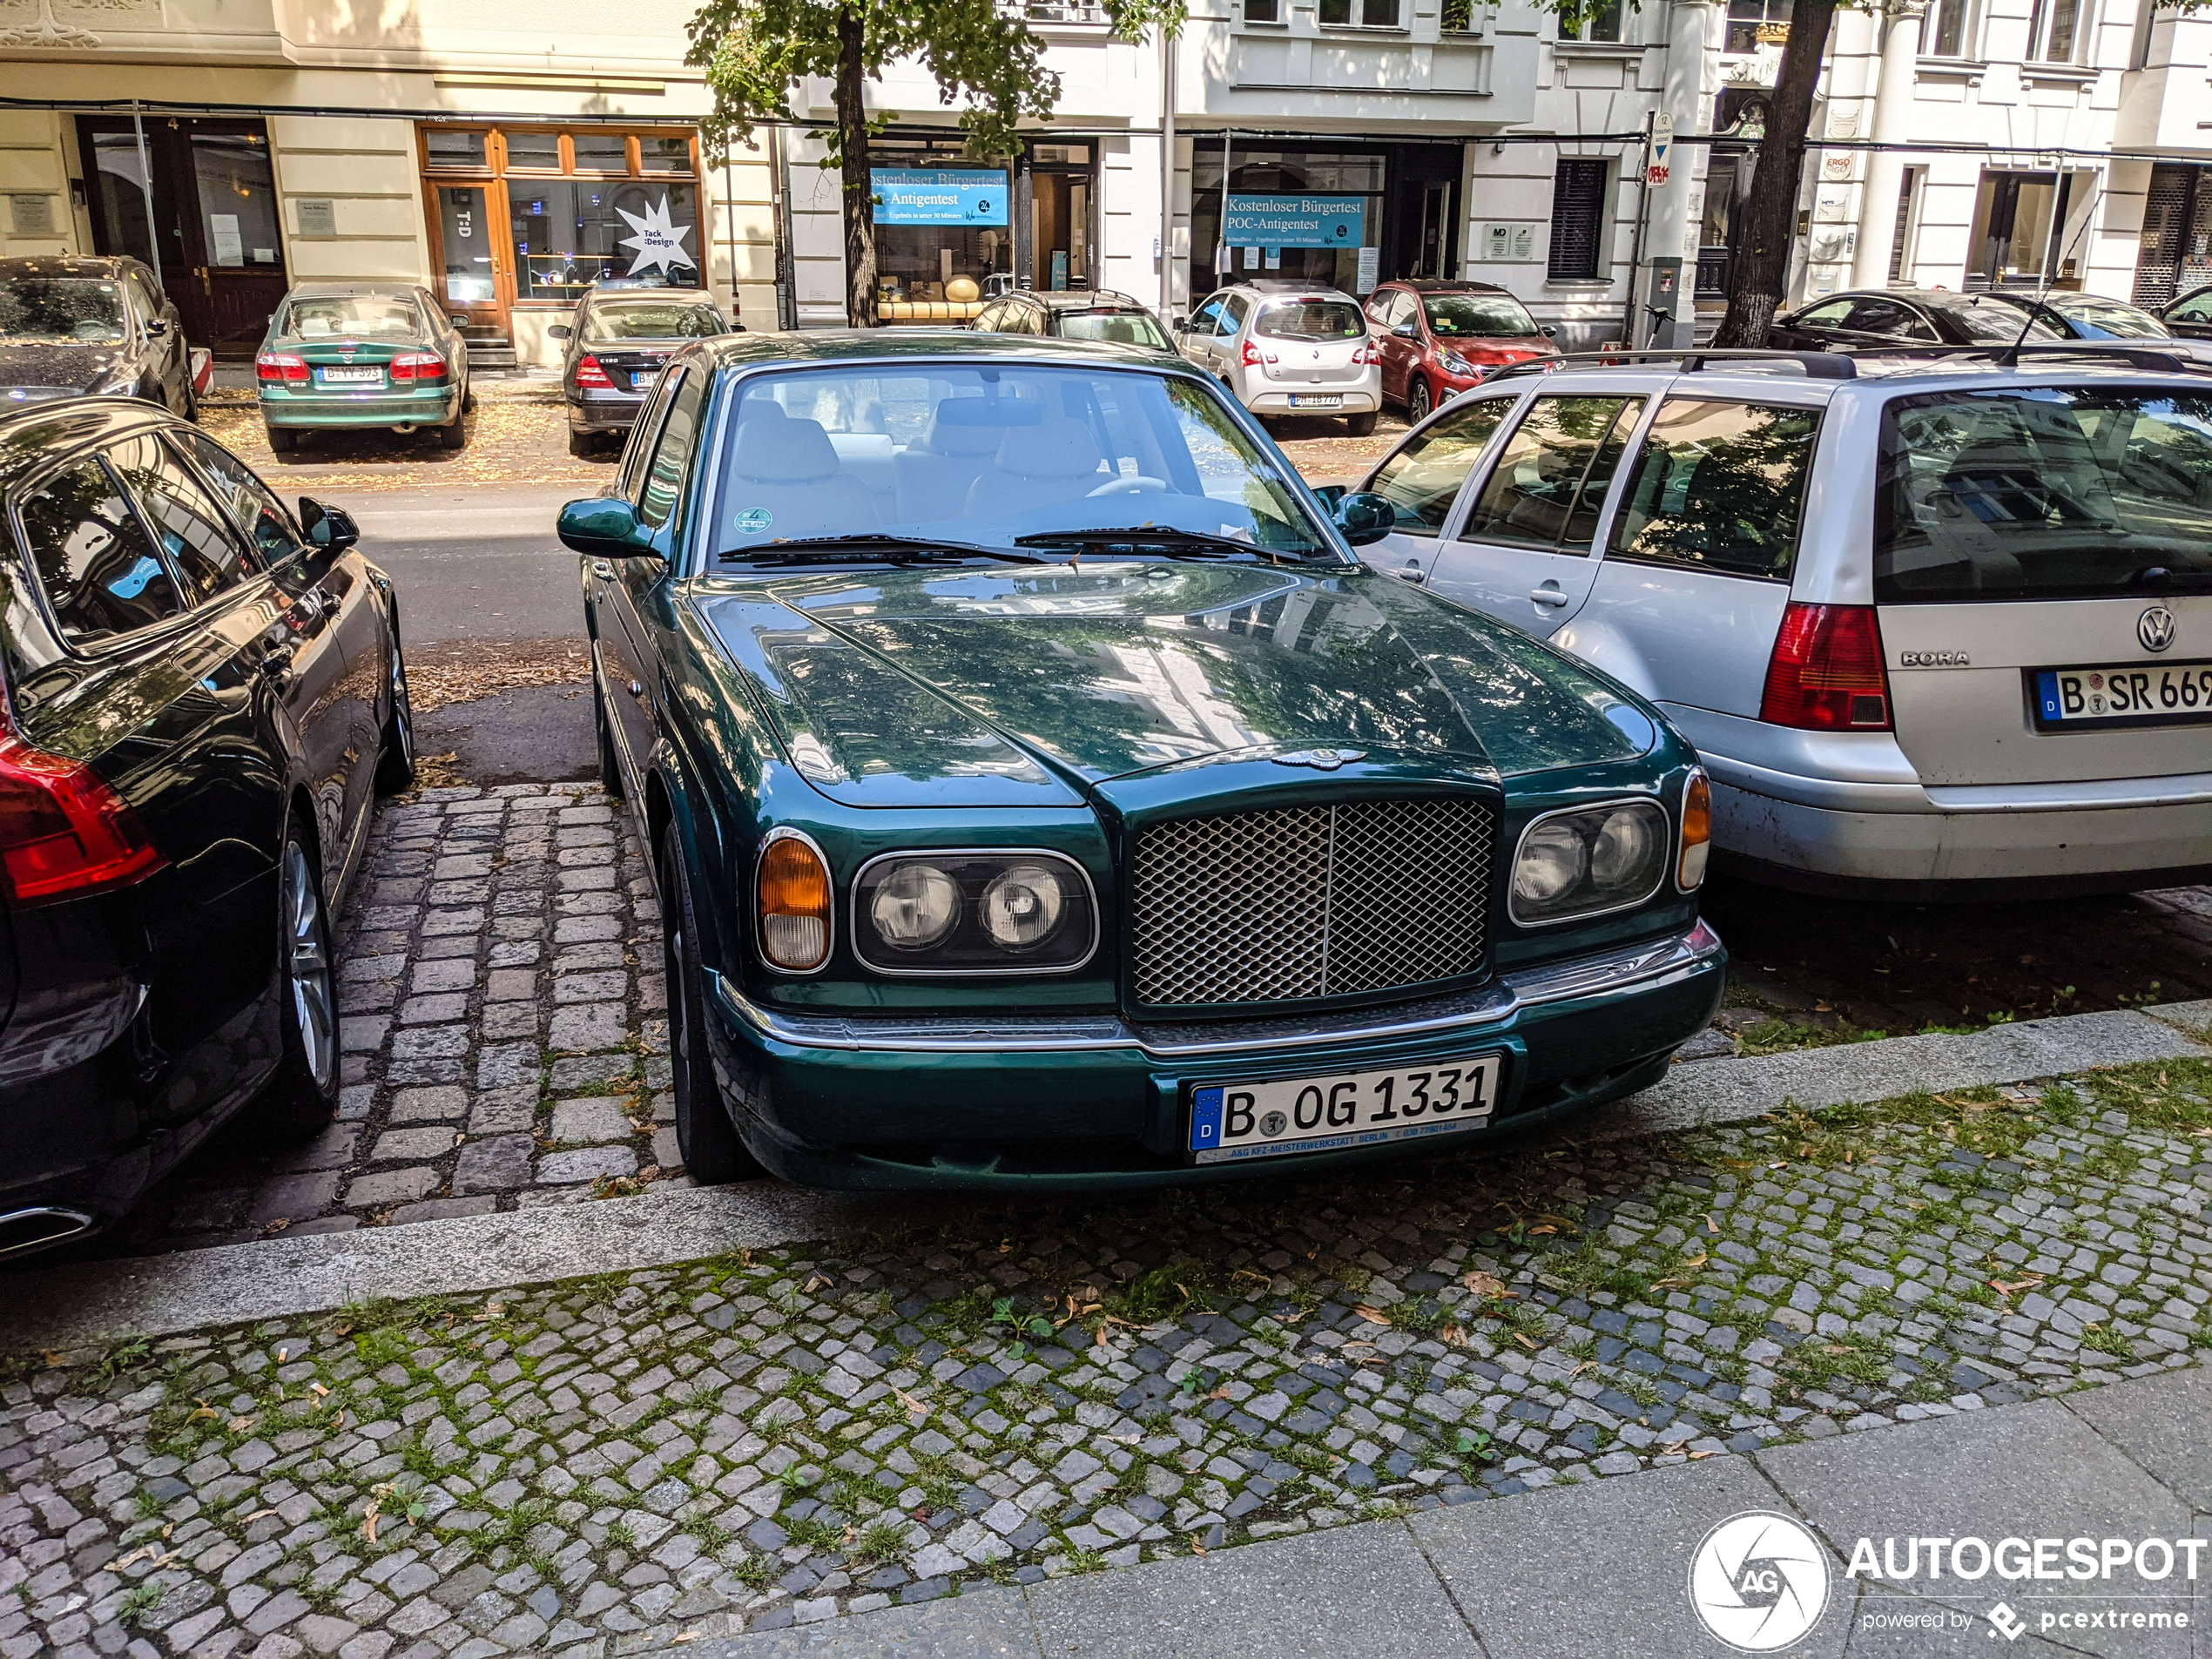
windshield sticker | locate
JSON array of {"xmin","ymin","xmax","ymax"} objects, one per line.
[{"xmin": 732, "ymin": 507, "xmax": 772, "ymax": 536}]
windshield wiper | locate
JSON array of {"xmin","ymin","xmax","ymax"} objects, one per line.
[
  {"xmin": 2135, "ymin": 563, "xmax": 2212, "ymax": 592},
  {"xmin": 719, "ymin": 534, "xmax": 1049, "ymax": 566},
  {"xmin": 1012, "ymin": 526, "xmax": 1317, "ymax": 563}
]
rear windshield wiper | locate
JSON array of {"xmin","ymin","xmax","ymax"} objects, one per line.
[
  {"xmin": 2134, "ymin": 564, "xmax": 2212, "ymax": 592},
  {"xmin": 1012, "ymin": 526, "xmax": 1318, "ymax": 563},
  {"xmin": 719, "ymin": 534, "xmax": 1050, "ymax": 566}
]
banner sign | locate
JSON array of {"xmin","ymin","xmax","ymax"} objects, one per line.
[
  {"xmin": 1223, "ymin": 193, "xmax": 1365, "ymax": 249},
  {"xmin": 871, "ymin": 169, "xmax": 1009, "ymax": 226}
]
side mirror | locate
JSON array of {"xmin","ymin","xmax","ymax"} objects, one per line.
[
  {"xmin": 145, "ymin": 318, "xmax": 169, "ymax": 337},
  {"xmin": 1311, "ymin": 483, "xmax": 1348, "ymax": 510},
  {"xmin": 1393, "ymin": 320, "xmax": 1419, "ymax": 339},
  {"xmin": 449, "ymin": 314, "xmax": 469, "ymax": 329},
  {"xmin": 1170, "ymin": 315, "xmax": 1190, "ymax": 334},
  {"xmin": 1332, "ymin": 490, "xmax": 1396, "ymax": 548},
  {"xmin": 1541, "ymin": 324, "xmax": 1558, "ymax": 339},
  {"xmin": 548, "ymin": 323, "xmax": 572, "ymax": 341},
  {"xmin": 558, "ymin": 496, "xmax": 662, "ymax": 559},
  {"xmin": 298, "ymin": 497, "xmax": 360, "ymax": 553}
]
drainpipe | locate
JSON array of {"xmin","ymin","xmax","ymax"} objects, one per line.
[
  {"xmin": 131, "ymin": 100, "xmax": 162, "ymax": 289},
  {"xmin": 1851, "ymin": 0, "xmax": 1929, "ymax": 288},
  {"xmin": 770, "ymin": 123, "xmax": 797, "ymax": 329}
]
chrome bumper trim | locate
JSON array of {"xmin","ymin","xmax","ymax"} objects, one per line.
[{"xmin": 706, "ymin": 919, "xmax": 1723, "ymax": 1058}]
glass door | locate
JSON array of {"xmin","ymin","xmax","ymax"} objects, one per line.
[
  {"xmin": 433, "ymin": 183, "xmax": 509, "ymax": 330},
  {"xmin": 186, "ymin": 126, "xmax": 288, "ymax": 347}
]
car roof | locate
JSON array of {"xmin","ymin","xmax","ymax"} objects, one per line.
[
  {"xmin": 694, "ymin": 329, "xmax": 1203, "ymax": 373},
  {"xmin": 1216, "ymin": 283, "xmax": 1360, "ymax": 307},
  {"xmin": 0, "ymin": 394, "xmax": 177, "ymax": 488},
  {"xmin": 1008, "ymin": 289, "xmax": 1151, "ymax": 311},
  {"xmin": 1469, "ymin": 347, "xmax": 2211, "ymax": 408},
  {"xmin": 1377, "ymin": 280, "xmax": 1514, "ymax": 297},
  {"xmin": 586, "ymin": 288, "xmax": 718, "ymax": 307},
  {"xmin": 0, "ymin": 255, "xmax": 145, "ymax": 280},
  {"xmin": 283, "ymin": 281, "xmax": 425, "ymax": 299}
]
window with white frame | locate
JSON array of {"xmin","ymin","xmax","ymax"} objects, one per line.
[
  {"xmin": 1919, "ymin": 0, "xmax": 1975, "ymax": 55},
  {"xmin": 1559, "ymin": 0, "xmax": 1625, "ymax": 40},
  {"xmin": 1244, "ymin": 0, "xmax": 1282, "ymax": 21},
  {"xmin": 2027, "ymin": 0, "xmax": 2088, "ymax": 61},
  {"xmin": 1724, "ymin": 0, "xmax": 1793, "ymax": 52},
  {"xmin": 1319, "ymin": 0, "xmax": 1402, "ymax": 25}
]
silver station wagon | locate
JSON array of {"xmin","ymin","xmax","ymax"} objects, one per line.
[{"xmin": 1352, "ymin": 346, "xmax": 2212, "ymax": 899}]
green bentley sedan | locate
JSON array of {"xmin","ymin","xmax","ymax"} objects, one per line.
[{"xmin": 564, "ymin": 331, "xmax": 1723, "ymax": 1190}]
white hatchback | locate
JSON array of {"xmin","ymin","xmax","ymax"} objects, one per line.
[
  {"xmin": 1171, "ymin": 283, "xmax": 1383, "ymax": 435},
  {"xmin": 1348, "ymin": 345, "xmax": 2212, "ymax": 899}
]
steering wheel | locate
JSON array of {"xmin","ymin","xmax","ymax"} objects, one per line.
[{"xmin": 1086, "ymin": 475, "xmax": 1170, "ymax": 498}]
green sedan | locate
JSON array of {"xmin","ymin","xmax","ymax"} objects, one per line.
[
  {"xmin": 255, "ymin": 282, "xmax": 471, "ymax": 455},
  {"xmin": 565, "ymin": 332, "xmax": 1723, "ymax": 1190}
]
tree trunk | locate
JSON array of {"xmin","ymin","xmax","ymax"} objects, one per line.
[
  {"xmin": 835, "ymin": 8, "xmax": 877, "ymax": 328},
  {"xmin": 1710, "ymin": 0, "xmax": 1839, "ymax": 348}
]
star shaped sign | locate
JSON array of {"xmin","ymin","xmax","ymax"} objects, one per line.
[{"xmin": 616, "ymin": 196, "xmax": 695, "ymax": 278}]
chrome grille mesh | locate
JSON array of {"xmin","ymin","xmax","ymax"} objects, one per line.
[{"xmin": 1131, "ymin": 798, "xmax": 1493, "ymax": 1007}]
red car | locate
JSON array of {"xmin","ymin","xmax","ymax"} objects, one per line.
[{"xmin": 1365, "ymin": 280, "xmax": 1556, "ymax": 423}]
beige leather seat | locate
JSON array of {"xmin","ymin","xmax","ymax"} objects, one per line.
[
  {"xmin": 894, "ymin": 399, "xmax": 1031, "ymax": 523},
  {"xmin": 963, "ymin": 416, "xmax": 1108, "ymax": 518},
  {"xmin": 718, "ymin": 414, "xmax": 878, "ymax": 548}
]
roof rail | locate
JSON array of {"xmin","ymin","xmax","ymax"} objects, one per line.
[
  {"xmin": 1480, "ymin": 347, "xmax": 1858, "ymax": 385},
  {"xmin": 1847, "ymin": 342, "xmax": 2206, "ymax": 374}
]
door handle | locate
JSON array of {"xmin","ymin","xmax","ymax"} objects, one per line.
[
  {"xmin": 1530, "ymin": 586, "xmax": 1570, "ymax": 608},
  {"xmin": 260, "ymin": 643, "xmax": 296, "ymax": 679},
  {"xmin": 628, "ymin": 679, "xmax": 645, "ymax": 699},
  {"xmin": 590, "ymin": 559, "xmax": 617, "ymax": 580},
  {"xmin": 1397, "ymin": 562, "xmax": 1427, "ymax": 585}
]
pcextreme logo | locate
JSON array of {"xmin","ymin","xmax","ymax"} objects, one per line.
[{"xmin": 1689, "ymin": 1512, "xmax": 1831, "ymax": 1650}]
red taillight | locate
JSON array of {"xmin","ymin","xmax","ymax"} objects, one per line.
[
  {"xmin": 390, "ymin": 351, "xmax": 447, "ymax": 382},
  {"xmin": 0, "ymin": 738, "xmax": 164, "ymax": 907},
  {"xmin": 1353, "ymin": 339, "xmax": 1382, "ymax": 366},
  {"xmin": 574, "ymin": 354, "xmax": 614, "ymax": 390},
  {"xmin": 255, "ymin": 353, "xmax": 308, "ymax": 384},
  {"xmin": 1759, "ymin": 603, "xmax": 1892, "ymax": 731},
  {"xmin": 1240, "ymin": 339, "xmax": 1262, "ymax": 368}
]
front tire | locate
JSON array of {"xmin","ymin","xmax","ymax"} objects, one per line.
[
  {"xmin": 374, "ymin": 625, "xmax": 416, "ymax": 794},
  {"xmin": 256, "ymin": 833, "xmax": 340, "ymax": 1140},
  {"xmin": 1407, "ymin": 378, "xmax": 1433, "ymax": 424},
  {"xmin": 1345, "ymin": 411, "xmax": 1379, "ymax": 437},
  {"xmin": 660, "ymin": 823, "xmax": 763, "ymax": 1185},
  {"xmin": 593, "ymin": 664, "xmax": 624, "ymax": 799}
]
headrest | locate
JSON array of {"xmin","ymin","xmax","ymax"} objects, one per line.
[
  {"xmin": 927, "ymin": 397, "xmax": 1042, "ymax": 457},
  {"xmin": 730, "ymin": 415, "xmax": 839, "ymax": 484},
  {"xmin": 996, "ymin": 416, "xmax": 1103, "ymax": 481}
]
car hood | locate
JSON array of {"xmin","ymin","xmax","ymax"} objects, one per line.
[
  {"xmin": 693, "ymin": 563, "xmax": 1655, "ymax": 808},
  {"xmin": 0, "ymin": 340, "xmax": 131, "ymax": 394}
]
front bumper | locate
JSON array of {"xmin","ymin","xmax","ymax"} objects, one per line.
[
  {"xmin": 262, "ymin": 387, "xmax": 461, "ymax": 428},
  {"xmin": 701, "ymin": 921, "xmax": 1725, "ymax": 1189}
]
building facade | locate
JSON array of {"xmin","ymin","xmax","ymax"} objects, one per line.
[{"xmin": 0, "ymin": 0, "xmax": 779, "ymax": 366}]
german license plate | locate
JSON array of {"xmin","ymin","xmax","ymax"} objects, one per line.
[
  {"xmin": 1289, "ymin": 394, "xmax": 1341, "ymax": 408},
  {"xmin": 630, "ymin": 371, "xmax": 655, "ymax": 389},
  {"xmin": 318, "ymin": 365, "xmax": 381, "ymax": 385},
  {"xmin": 2033, "ymin": 660, "xmax": 2212, "ymax": 728},
  {"xmin": 1188, "ymin": 1053, "xmax": 1503, "ymax": 1164}
]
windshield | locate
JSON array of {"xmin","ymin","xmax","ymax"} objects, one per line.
[
  {"xmin": 0, "ymin": 278, "xmax": 125, "ymax": 344},
  {"xmin": 2051, "ymin": 298, "xmax": 2171, "ymax": 340},
  {"xmin": 1424, "ymin": 293, "xmax": 1541, "ymax": 339},
  {"xmin": 1876, "ymin": 387, "xmax": 2212, "ymax": 601},
  {"xmin": 278, "ymin": 294, "xmax": 425, "ymax": 341},
  {"xmin": 1946, "ymin": 301, "xmax": 2066, "ymax": 345},
  {"xmin": 1253, "ymin": 300, "xmax": 1365, "ymax": 341},
  {"xmin": 1055, "ymin": 309, "xmax": 1171, "ymax": 350},
  {"xmin": 586, "ymin": 300, "xmax": 725, "ymax": 341},
  {"xmin": 711, "ymin": 364, "xmax": 1338, "ymax": 563}
]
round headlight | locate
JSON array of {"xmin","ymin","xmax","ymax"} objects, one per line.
[
  {"xmin": 868, "ymin": 862, "xmax": 959, "ymax": 950},
  {"xmin": 1589, "ymin": 806, "xmax": 1658, "ymax": 889},
  {"xmin": 1512, "ymin": 820, "xmax": 1587, "ymax": 906},
  {"xmin": 980, "ymin": 863, "xmax": 1066, "ymax": 950}
]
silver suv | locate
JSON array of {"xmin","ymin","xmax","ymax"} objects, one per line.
[
  {"xmin": 1171, "ymin": 282, "xmax": 1381, "ymax": 435},
  {"xmin": 1350, "ymin": 346, "xmax": 2212, "ymax": 898}
]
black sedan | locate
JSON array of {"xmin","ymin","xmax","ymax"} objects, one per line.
[
  {"xmin": 552, "ymin": 286, "xmax": 733, "ymax": 455},
  {"xmin": 1768, "ymin": 287, "xmax": 2067, "ymax": 353},
  {"xmin": 0, "ymin": 395, "xmax": 411, "ymax": 1258},
  {"xmin": 1, "ymin": 255, "xmax": 197, "ymax": 419}
]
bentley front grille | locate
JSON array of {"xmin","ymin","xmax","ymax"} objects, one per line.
[{"xmin": 1130, "ymin": 798, "xmax": 1494, "ymax": 1008}]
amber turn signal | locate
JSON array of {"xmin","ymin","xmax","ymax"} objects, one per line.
[
  {"xmin": 1678, "ymin": 768, "xmax": 1711, "ymax": 892},
  {"xmin": 758, "ymin": 832, "xmax": 832, "ymax": 971}
]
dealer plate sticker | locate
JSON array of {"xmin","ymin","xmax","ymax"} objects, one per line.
[{"xmin": 1189, "ymin": 1053, "xmax": 1502, "ymax": 1164}]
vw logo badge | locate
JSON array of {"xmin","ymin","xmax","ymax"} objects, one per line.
[
  {"xmin": 1688, "ymin": 1511, "xmax": 1831, "ymax": 1651},
  {"xmin": 2138, "ymin": 606, "xmax": 2177, "ymax": 654}
]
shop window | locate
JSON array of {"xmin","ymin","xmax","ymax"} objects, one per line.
[
  {"xmin": 510, "ymin": 180, "xmax": 699, "ymax": 300},
  {"xmin": 871, "ymin": 159, "xmax": 1012, "ymax": 320},
  {"xmin": 1559, "ymin": 1, "xmax": 1624, "ymax": 41},
  {"xmin": 425, "ymin": 131, "xmax": 489, "ymax": 170},
  {"xmin": 1190, "ymin": 148, "xmax": 1386, "ymax": 296},
  {"xmin": 1319, "ymin": 0, "xmax": 1401, "ymax": 25},
  {"xmin": 641, "ymin": 137, "xmax": 693, "ymax": 173},
  {"xmin": 572, "ymin": 133, "xmax": 631, "ymax": 172},
  {"xmin": 1724, "ymin": 0, "xmax": 1793, "ymax": 51},
  {"xmin": 503, "ymin": 132, "xmax": 563, "ymax": 172},
  {"xmin": 1548, "ymin": 159, "xmax": 1610, "ymax": 282}
]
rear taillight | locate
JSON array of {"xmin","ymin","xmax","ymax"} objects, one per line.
[
  {"xmin": 1240, "ymin": 339, "xmax": 1262, "ymax": 368},
  {"xmin": 391, "ymin": 351, "xmax": 447, "ymax": 382},
  {"xmin": 255, "ymin": 353, "xmax": 308, "ymax": 384},
  {"xmin": 1353, "ymin": 339, "xmax": 1382, "ymax": 366},
  {"xmin": 0, "ymin": 738, "xmax": 164, "ymax": 907},
  {"xmin": 574, "ymin": 354, "xmax": 614, "ymax": 390},
  {"xmin": 1759, "ymin": 603, "xmax": 1892, "ymax": 731}
]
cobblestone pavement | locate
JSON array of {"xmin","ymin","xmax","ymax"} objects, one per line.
[
  {"xmin": 3, "ymin": 1055, "xmax": 2207, "ymax": 1657},
  {"xmin": 71, "ymin": 783, "xmax": 680, "ymax": 1263}
]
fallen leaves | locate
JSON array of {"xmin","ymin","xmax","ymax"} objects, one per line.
[
  {"xmin": 1460, "ymin": 1271, "xmax": 1510, "ymax": 1299},
  {"xmin": 1352, "ymin": 1305, "xmax": 1393, "ymax": 1327}
]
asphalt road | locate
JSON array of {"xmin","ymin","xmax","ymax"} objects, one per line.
[{"xmin": 351, "ymin": 481, "xmax": 592, "ymax": 644}]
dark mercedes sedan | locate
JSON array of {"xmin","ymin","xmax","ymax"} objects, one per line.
[
  {"xmin": 1768, "ymin": 287, "xmax": 2068, "ymax": 353},
  {"xmin": 0, "ymin": 397, "xmax": 412, "ymax": 1258},
  {"xmin": 0, "ymin": 255, "xmax": 197, "ymax": 419},
  {"xmin": 554, "ymin": 286, "xmax": 733, "ymax": 455},
  {"xmin": 566, "ymin": 331, "xmax": 1723, "ymax": 1192}
]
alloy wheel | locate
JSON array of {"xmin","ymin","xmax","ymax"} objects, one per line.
[
  {"xmin": 281, "ymin": 840, "xmax": 335, "ymax": 1094},
  {"xmin": 1410, "ymin": 379, "xmax": 1433, "ymax": 423},
  {"xmin": 390, "ymin": 646, "xmax": 415, "ymax": 770}
]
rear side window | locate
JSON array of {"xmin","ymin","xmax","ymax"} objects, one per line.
[
  {"xmin": 1365, "ymin": 396, "xmax": 1515, "ymax": 536},
  {"xmin": 107, "ymin": 435, "xmax": 259, "ymax": 604},
  {"xmin": 1608, "ymin": 400, "xmax": 1819, "ymax": 580},
  {"xmin": 1461, "ymin": 395, "xmax": 1644, "ymax": 551},
  {"xmin": 15, "ymin": 457, "xmax": 185, "ymax": 643},
  {"xmin": 1055, "ymin": 310, "xmax": 1171, "ymax": 351},
  {"xmin": 173, "ymin": 429, "xmax": 300, "ymax": 564},
  {"xmin": 1253, "ymin": 300, "xmax": 1363, "ymax": 341},
  {"xmin": 1876, "ymin": 387, "xmax": 2212, "ymax": 601}
]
